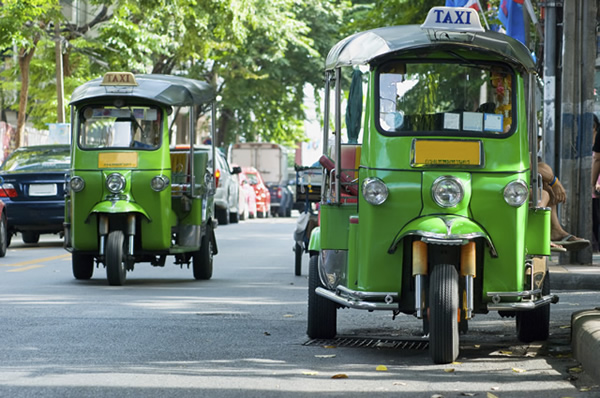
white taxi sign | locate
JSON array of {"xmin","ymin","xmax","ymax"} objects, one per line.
[
  {"xmin": 100, "ymin": 72, "xmax": 138, "ymax": 86},
  {"xmin": 421, "ymin": 6, "xmax": 484, "ymax": 33}
]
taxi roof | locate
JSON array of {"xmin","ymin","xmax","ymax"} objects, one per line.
[
  {"xmin": 70, "ymin": 74, "xmax": 215, "ymax": 107},
  {"xmin": 325, "ymin": 24, "xmax": 536, "ymax": 72}
]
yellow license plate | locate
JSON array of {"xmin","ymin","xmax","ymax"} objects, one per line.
[
  {"xmin": 412, "ymin": 140, "xmax": 482, "ymax": 167},
  {"xmin": 98, "ymin": 152, "xmax": 138, "ymax": 168}
]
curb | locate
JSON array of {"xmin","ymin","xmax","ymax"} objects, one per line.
[{"xmin": 571, "ymin": 309, "xmax": 600, "ymax": 384}]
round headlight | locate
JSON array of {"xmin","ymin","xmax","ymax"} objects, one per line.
[
  {"xmin": 106, "ymin": 173, "xmax": 126, "ymax": 194},
  {"xmin": 362, "ymin": 177, "xmax": 388, "ymax": 205},
  {"xmin": 150, "ymin": 175, "xmax": 169, "ymax": 192},
  {"xmin": 432, "ymin": 176, "xmax": 464, "ymax": 208},
  {"xmin": 70, "ymin": 176, "xmax": 85, "ymax": 192},
  {"xmin": 504, "ymin": 180, "xmax": 529, "ymax": 207}
]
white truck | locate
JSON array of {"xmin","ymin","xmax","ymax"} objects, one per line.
[{"xmin": 229, "ymin": 142, "xmax": 293, "ymax": 217}]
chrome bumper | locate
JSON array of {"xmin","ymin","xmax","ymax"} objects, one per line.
[
  {"xmin": 315, "ymin": 285, "xmax": 399, "ymax": 311},
  {"xmin": 487, "ymin": 289, "xmax": 559, "ymax": 311}
]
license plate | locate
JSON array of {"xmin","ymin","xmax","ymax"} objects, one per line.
[
  {"xmin": 29, "ymin": 184, "xmax": 58, "ymax": 196},
  {"xmin": 411, "ymin": 139, "xmax": 483, "ymax": 167}
]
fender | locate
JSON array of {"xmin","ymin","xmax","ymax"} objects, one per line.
[
  {"xmin": 387, "ymin": 214, "xmax": 497, "ymax": 257},
  {"xmin": 308, "ymin": 226, "xmax": 321, "ymax": 252},
  {"xmin": 87, "ymin": 200, "xmax": 151, "ymax": 222}
]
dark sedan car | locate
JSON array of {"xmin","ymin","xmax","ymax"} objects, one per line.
[{"xmin": 0, "ymin": 145, "xmax": 70, "ymax": 245}]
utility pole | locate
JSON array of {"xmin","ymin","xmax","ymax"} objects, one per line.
[
  {"xmin": 542, "ymin": 1, "xmax": 559, "ymax": 171},
  {"xmin": 54, "ymin": 20, "xmax": 65, "ymax": 123}
]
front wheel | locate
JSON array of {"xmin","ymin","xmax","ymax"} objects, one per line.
[
  {"xmin": 193, "ymin": 224, "xmax": 214, "ymax": 280},
  {"xmin": 72, "ymin": 252, "xmax": 94, "ymax": 280},
  {"xmin": 106, "ymin": 230, "xmax": 127, "ymax": 286},
  {"xmin": 429, "ymin": 264, "xmax": 459, "ymax": 364},
  {"xmin": 516, "ymin": 271, "xmax": 551, "ymax": 343},
  {"xmin": 294, "ymin": 242, "xmax": 303, "ymax": 276},
  {"xmin": 307, "ymin": 253, "xmax": 336, "ymax": 339}
]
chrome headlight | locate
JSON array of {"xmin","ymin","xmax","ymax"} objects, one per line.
[
  {"xmin": 362, "ymin": 177, "xmax": 388, "ymax": 205},
  {"xmin": 70, "ymin": 176, "xmax": 85, "ymax": 193},
  {"xmin": 432, "ymin": 176, "xmax": 464, "ymax": 208},
  {"xmin": 504, "ymin": 180, "xmax": 529, "ymax": 207},
  {"xmin": 106, "ymin": 173, "xmax": 126, "ymax": 194},
  {"xmin": 150, "ymin": 175, "xmax": 169, "ymax": 192}
]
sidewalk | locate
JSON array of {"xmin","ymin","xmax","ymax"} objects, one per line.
[{"xmin": 548, "ymin": 252, "xmax": 600, "ymax": 384}]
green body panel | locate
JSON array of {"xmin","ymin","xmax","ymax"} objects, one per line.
[
  {"xmin": 319, "ymin": 203, "xmax": 357, "ymax": 250},
  {"xmin": 308, "ymin": 226, "xmax": 321, "ymax": 252},
  {"xmin": 526, "ymin": 207, "xmax": 551, "ymax": 256}
]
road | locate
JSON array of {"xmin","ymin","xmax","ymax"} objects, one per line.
[{"xmin": 0, "ymin": 216, "xmax": 598, "ymax": 397}]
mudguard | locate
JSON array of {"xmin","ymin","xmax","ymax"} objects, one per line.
[
  {"xmin": 88, "ymin": 200, "xmax": 151, "ymax": 222},
  {"xmin": 308, "ymin": 226, "xmax": 321, "ymax": 252},
  {"xmin": 388, "ymin": 214, "xmax": 497, "ymax": 257}
]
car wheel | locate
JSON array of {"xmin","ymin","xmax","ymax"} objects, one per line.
[
  {"xmin": 72, "ymin": 252, "xmax": 94, "ymax": 280},
  {"xmin": 193, "ymin": 224, "xmax": 213, "ymax": 280},
  {"xmin": 429, "ymin": 264, "xmax": 459, "ymax": 364},
  {"xmin": 0, "ymin": 212, "xmax": 7, "ymax": 258},
  {"xmin": 106, "ymin": 230, "xmax": 127, "ymax": 286},
  {"xmin": 229, "ymin": 210, "xmax": 239, "ymax": 224},
  {"xmin": 216, "ymin": 206, "xmax": 229, "ymax": 225},
  {"xmin": 22, "ymin": 231, "xmax": 40, "ymax": 244}
]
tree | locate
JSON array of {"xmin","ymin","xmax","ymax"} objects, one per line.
[{"xmin": 0, "ymin": 0, "xmax": 61, "ymax": 149}]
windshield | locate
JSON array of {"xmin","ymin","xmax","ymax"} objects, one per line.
[
  {"xmin": 1, "ymin": 147, "xmax": 70, "ymax": 172},
  {"xmin": 377, "ymin": 61, "xmax": 514, "ymax": 136},
  {"xmin": 78, "ymin": 105, "xmax": 162, "ymax": 149}
]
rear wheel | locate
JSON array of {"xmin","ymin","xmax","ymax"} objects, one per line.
[
  {"xmin": 106, "ymin": 230, "xmax": 127, "ymax": 286},
  {"xmin": 229, "ymin": 210, "xmax": 239, "ymax": 224},
  {"xmin": 0, "ymin": 212, "xmax": 7, "ymax": 258},
  {"xmin": 294, "ymin": 242, "xmax": 303, "ymax": 276},
  {"xmin": 193, "ymin": 224, "xmax": 214, "ymax": 280},
  {"xmin": 516, "ymin": 271, "xmax": 551, "ymax": 342},
  {"xmin": 22, "ymin": 231, "xmax": 40, "ymax": 244},
  {"xmin": 307, "ymin": 253, "xmax": 337, "ymax": 339},
  {"xmin": 72, "ymin": 252, "xmax": 94, "ymax": 280},
  {"xmin": 216, "ymin": 206, "xmax": 229, "ymax": 225},
  {"xmin": 429, "ymin": 264, "xmax": 459, "ymax": 364}
]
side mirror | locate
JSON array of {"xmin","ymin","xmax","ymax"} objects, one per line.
[{"xmin": 231, "ymin": 166, "xmax": 242, "ymax": 175}]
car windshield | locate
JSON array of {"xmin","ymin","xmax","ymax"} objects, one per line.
[
  {"xmin": 377, "ymin": 61, "xmax": 514, "ymax": 136},
  {"xmin": 1, "ymin": 147, "xmax": 70, "ymax": 171},
  {"xmin": 78, "ymin": 105, "xmax": 162, "ymax": 149},
  {"xmin": 246, "ymin": 173, "xmax": 260, "ymax": 185}
]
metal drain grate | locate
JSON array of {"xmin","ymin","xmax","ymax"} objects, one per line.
[{"xmin": 304, "ymin": 336, "xmax": 429, "ymax": 350}]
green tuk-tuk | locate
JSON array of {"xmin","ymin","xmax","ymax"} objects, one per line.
[
  {"xmin": 307, "ymin": 7, "xmax": 558, "ymax": 364},
  {"xmin": 64, "ymin": 72, "xmax": 218, "ymax": 286}
]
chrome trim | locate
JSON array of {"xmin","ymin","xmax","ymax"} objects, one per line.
[
  {"xmin": 465, "ymin": 275, "xmax": 474, "ymax": 319},
  {"xmin": 487, "ymin": 294, "xmax": 559, "ymax": 311},
  {"xmin": 319, "ymin": 249, "xmax": 347, "ymax": 290},
  {"xmin": 315, "ymin": 287, "xmax": 399, "ymax": 311},
  {"xmin": 421, "ymin": 237, "xmax": 465, "ymax": 245},
  {"xmin": 415, "ymin": 274, "xmax": 425, "ymax": 319},
  {"xmin": 488, "ymin": 289, "xmax": 542, "ymax": 301}
]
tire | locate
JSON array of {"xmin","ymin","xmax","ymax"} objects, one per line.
[
  {"xmin": 516, "ymin": 271, "xmax": 551, "ymax": 343},
  {"xmin": 106, "ymin": 230, "xmax": 127, "ymax": 286},
  {"xmin": 307, "ymin": 253, "xmax": 337, "ymax": 339},
  {"xmin": 0, "ymin": 212, "xmax": 7, "ymax": 258},
  {"xmin": 294, "ymin": 242, "xmax": 303, "ymax": 276},
  {"xmin": 193, "ymin": 224, "xmax": 214, "ymax": 280},
  {"xmin": 72, "ymin": 252, "xmax": 94, "ymax": 280},
  {"xmin": 429, "ymin": 264, "xmax": 459, "ymax": 364},
  {"xmin": 229, "ymin": 211, "xmax": 239, "ymax": 224},
  {"xmin": 216, "ymin": 207, "xmax": 229, "ymax": 225},
  {"xmin": 22, "ymin": 231, "xmax": 40, "ymax": 244}
]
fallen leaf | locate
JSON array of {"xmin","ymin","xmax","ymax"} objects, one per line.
[
  {"xmin": 302, "ymin": 371, "xmax": 318, "ymax": 376},
  {"xmin": 323, "ymin": 345, "xmax": 337, "ymax": 349},
  {"xmin": 315, "ymin": 354, "xmax": 336, "ymax": 358},
  {"xmin": 580, "ymin": 387, "xmax": 592, "ymax": 392},
  {"xmin": 487, "ymin": 393, "xmax": 500, "ymax": 398},
  {"xmin": 393, "ymin": 382, "xmax": 407, "ymax": 386},
  {"xmin": 376, "ymin": 365, "xmax": 388, "ymax": 371},
  {"xmin": 283, "ymin": 314, "xmax": 294, "ymax": 318},
  {"xmin": 498, "ymin": 350, "xmax": 513, "ymax": 356},
  {"xmin": 512, "ymin": 367, "xmax": 526, "ymax": 373},
  {"xmin": 490, "ymin": 386, "xmax": 500, "ymax": 391},
  {"xmin": 569, "ymin": 366, "xmax": 583, "ymax": 373},
  {"xmin": 331, "ymin": 373, "xmax": 348, "ymax": 379},
  {"xmin": 461, "ymin": 393, "xmax": 476, "ymax": 397},
  {"xmin": 559, "ymin": 325, "xmax": 571, "ymax": 329},
  {"xmin": 443, "ymin": 368, "xmax": 455, "ymax": 373},
  {"xmin": 264, "ymin": 332, "xmax": 271, "ymax": 336},
  {"xmin": 431, "ymin": 394, "xmax": 444, "ymax": 398}
]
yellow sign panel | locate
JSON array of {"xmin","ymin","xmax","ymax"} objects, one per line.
[
  {"xmin": 100, "ymin": 72, "xmax": 138, "ymax": 86},
  {"xmin": 98, "ymin": 152, "xmax": 138, "ymax": 168},
  {"xmin": 413, "ymin": 140, "xmax": 482, "ymax": 167}
]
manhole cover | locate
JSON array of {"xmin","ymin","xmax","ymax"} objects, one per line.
[{"xmin": 304, "ymin": 336, "xmax": 428, "ymax": 350}]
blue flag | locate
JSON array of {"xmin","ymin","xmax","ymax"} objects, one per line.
[
  {"xmin": 498, "ymin": 0, "xmax": 526, "ymax": 45},
  {"xmin": 445, "ymin": 0, "xmax": 480, "ymax": 10}
]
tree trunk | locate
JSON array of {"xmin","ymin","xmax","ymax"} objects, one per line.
[{"xmin": 15, "ymin": 44, "xmax": 37, "ymax": 150}]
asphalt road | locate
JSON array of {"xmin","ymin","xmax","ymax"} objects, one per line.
[{"xmin": 0, "ymin": 216, "xmax": 598, "ymax": 397}]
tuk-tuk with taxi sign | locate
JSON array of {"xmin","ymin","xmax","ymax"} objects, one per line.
[
  {"xmin": 307, "ymin": 7, "xmax": 558, "ymax": 364},
  {"xmin": 65, "ymin": 72, "xmax": 218, "ymax": 286}
]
